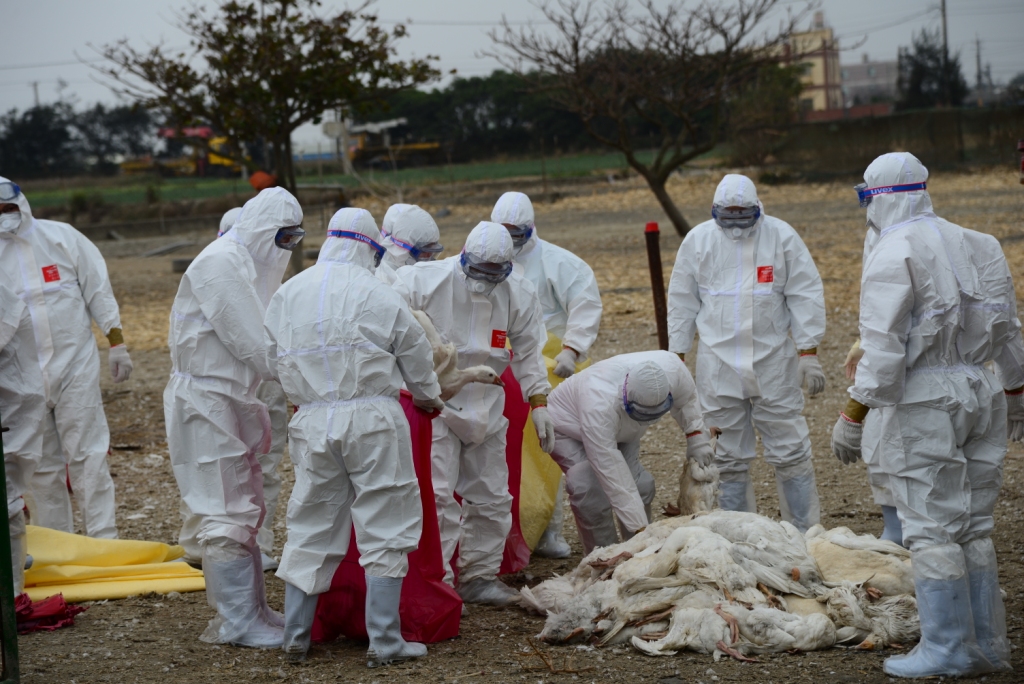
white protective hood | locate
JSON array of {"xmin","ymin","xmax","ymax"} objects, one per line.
[
  {"xmin": 218, "ymin": 207, "xmax": 244, "ymax": 237},
  {"xmin": 625, "ymin": 360, "xmax": 670, "ymax": 407},
  {"xmin": 863, "ymin": 152, "xmax": 934, "ymax": 232},
  {"xmin": 0, "ymin": 175, "xmax": 32, "ymax": 236},
  {"xmin": 464, "ymin": 220, "xmax": 513, "ymax": 264},
  {"xmin": 228, "ymin": 188, "xmax": 302, "ymax": 307},
  {"xmin": 320, "ymin": 207, "xmax": 381, "ymax": 272},
  {"xmin": 712, "ymin": 174, "xmax": 765, "ymax": 239},
  {"xmin": 491, "ymin": 191, "xmax": 537, "ymax": 255},
  {"xmin": 380, "ymin": 204, "xmax": 440, "ymax": 268}
]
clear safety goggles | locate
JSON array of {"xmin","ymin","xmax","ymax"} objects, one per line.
[
  {"xmin": 383, "ymin": 231, "xmax": 443, "ymax": 261},
  {"xmin": 854, "ymin": 181, "xmax": 927, "ymax": 208},
  {"xmin": 328, "ymin": 229, "xmax": 386, "ymax": 267},
  {"xmin": 621, "ymin": 374, "xmax": 673, "ymax": 422},
  {"xmin": 711, "ymin": 204, "xmax": 761, "ymax": 230},
  {"xmin": 274, "ymin": 225, "xmax": 306, "ymax": 251},
  {"xmin": 0, "ymin": 181, "xmax": 21, "ymax": 202},
  {"xmin": 501, "ymin": 222, "xmax": 534, "ymax": 249},
  {"xmin": 460, "ymin": 251, "xmax": 513, "ymax": 284}
]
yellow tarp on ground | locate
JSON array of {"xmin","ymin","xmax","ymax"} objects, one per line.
[
  {"xmin": 519, "ymin": 333, "xmax": 591, "ymax": 550},
  {"xmin": 24, "ymin": 525, "xmax": 205, "ymax": 603}
]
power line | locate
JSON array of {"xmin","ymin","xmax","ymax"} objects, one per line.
[{"xmin": 0, "ymin": 57, "xmax": 105, "ymax": 72}]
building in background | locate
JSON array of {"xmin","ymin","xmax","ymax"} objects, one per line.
[
  {"xmin": 782, "ymin": 11, "xmax": 842, "ymax": 113},
  {"xmin": 841, "ymin": 54, "xmax": 899, "ymax": 106}
]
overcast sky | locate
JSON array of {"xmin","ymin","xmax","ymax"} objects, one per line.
[{"xmin": 4, "ymin": 0, "xmax": 1022, "ymax": 151}]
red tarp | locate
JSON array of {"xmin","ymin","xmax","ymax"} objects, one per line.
[
  {"xmin": 310, "ymin": 392, "xmax": 462, "ymax": 644},
  {"xmin": 15, "ymin": 593, "xmax": 86, "ymax": 634}
]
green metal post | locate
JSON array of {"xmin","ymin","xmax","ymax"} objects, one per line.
[{"xmin": 0, "ymin": 418, "xmax": 21, "ymax": 683}]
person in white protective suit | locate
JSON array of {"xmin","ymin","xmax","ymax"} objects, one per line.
[
  {"xmin": 546, "ymin": 351, "xmax": 712, "ymax": 554},
  {"xmin": 0, "ymin": 279, "xmax": 45, "ymax": 594},
  {"xmin": 392, "ymin": 221, "xmax": 553, "ymax": 606},
  {"xmin": 164, "ymin": 187, "xmax": 305, "ymax": 648},
  {"xmin": 490, "ymin": 191, "xmax": 603, "ymax": 559},
  {"xmin": 830, "ymin": 152, "xmax": 1024, "ymax": 678},
  {"xmin": 0, "ymin": 176, "xmax": 131, "ymax": 539},
  {"xmin": 178, "ymin": 205, "xmax": 288, "ymax": 571},
  {"xmin": 375, "ymin": 203, "xmax": 444, "ymax": 286},
  {"xmin": 667, "ymin": 174, "xmax": 826, "ymax": 533},
  {"xmin": 266, "ymin": 207, "xmax": 444, "ymax": 665}
]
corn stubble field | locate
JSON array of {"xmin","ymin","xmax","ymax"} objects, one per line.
[{"xmin": 22, "ymin": 168, "xmax": 1024, "ymax": 683}]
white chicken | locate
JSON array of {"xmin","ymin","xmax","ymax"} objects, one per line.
[
  {"xmin": 719, "ymin": 603, "xmax": 837, "ymax": 654},
  {"xmin": 631, "ymin": 607, "xmax": 737, "ymax": 659},
  {"xmin": 818, "ymin": 581, "xmax": 920, "ymax": 650},
  {"xmin": 676, "ymin": 459, "xmax": 720, "ymax": 516},
  {"xmin": 805, "ymin": 525, "xmax": 913, "ymax": 596},
  {"xmin": 411, "ymin": 309, "xmax": 504, "ymax": 400}
]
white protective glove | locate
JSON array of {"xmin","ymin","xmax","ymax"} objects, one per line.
[
  {"xmin": 532, "ymin": 406, "xmax": 556, "ymax": 453},
  {"xmin": 831, "ymin": 414, "xmax": 864, "ymax": 465},
  {"xmin": 414, "ymin": 395, "xmax": 446, "ymax": 414},
  {"xmin": 553, "ymin": 347, "xmax": 578, "ymax": 379},
  {"xmin": 685, "ymin": 432, "xmax": 714, "ymax": 466},
  {"xmin": 798, "ymin": 353, "xmax": 826, "ymax": 396},
  {"xmin": 1006, "ymin": 390, "xmax": 1024, "ymax": 442},
  {"xmin": 108, "ymin": 345, "xmax": 133, "ymax": 384}
]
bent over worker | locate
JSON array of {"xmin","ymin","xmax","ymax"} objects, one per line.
[{"xmin": 546, "ymin": 351, "xmax": 711, "ymax": 554}]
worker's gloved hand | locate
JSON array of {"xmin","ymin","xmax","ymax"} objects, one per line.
[
  {"xmin": 831, "ymin": 414, "xmax": 864, "ymax": 465},
  {"xmin": 685, "ymin": 432, "xmax": 714, "ymax": 467},
  {"xmin": 532, "ymin": 407, "xmax": 556, "ymax": 453},
  {"xmin": 844, "ymin": 340, "xmax": 864, "ymax": 381},
  {"xmin": 553, "ymin": 348, "xmax": 578, "ymax": 379},
  {"xmin": 108, "ymin": 345, "xmax": 133, "ymax": 384},
  {"xmin": 414, "ymin": 395, "xmax": 445, "ymax": 414},
  {"xmin": 1005, "ymin": 389, "xmax": 1024, "ymax": 442},
  {"xmin": 798, "ymin": 353, "xmax": 825, "ymax": 396}
]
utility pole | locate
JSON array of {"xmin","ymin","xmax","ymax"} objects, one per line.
[
  {"xmin": 30, "ymin": 81, "xmax": 39, "ymax": 107},
  {"xmin": 940, "ymin": 0, "xmax": 950, "ymax": 106},
  {"xmin": 975, "ymin": 35, "xmax": 983, "ymax": 106}
]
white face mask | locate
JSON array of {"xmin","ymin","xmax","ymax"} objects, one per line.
[
  {"xmin": 724, "ymin": 225, "xmax": 754, "ymax": 240},
  {"xmin": 0, "ymin": 212, "xmax": 22, "ymax": 235}
]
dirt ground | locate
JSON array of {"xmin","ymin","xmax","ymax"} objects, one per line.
[{"xmin": 20, "ymin": 168, "xmax": 1024, "ymax": 683}]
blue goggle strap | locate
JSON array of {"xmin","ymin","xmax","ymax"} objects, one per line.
[
  {"xmin": 328, "ymin": 230, "xmax": 385, "ymax": 258},
  {"xmin": 857, "ymin": 181, "xmax": 927, "ymax": 205}
]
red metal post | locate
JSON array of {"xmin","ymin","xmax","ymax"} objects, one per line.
[{"xmin": 644, "ymin": 222, "xmax": 670, "ymax": 351}]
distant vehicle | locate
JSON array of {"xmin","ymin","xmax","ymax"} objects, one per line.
[
  {"xmin": 121, "ymin": 127, "xmax": 244, "ymax": 177},
  {"xmin": 345, "ymin": 118, "xmax": 445, "ymax": 169}
]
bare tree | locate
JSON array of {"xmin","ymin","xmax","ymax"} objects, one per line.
[{"xmin": 490, "ymin": 0, "xmax": 810, "ymax": 235}]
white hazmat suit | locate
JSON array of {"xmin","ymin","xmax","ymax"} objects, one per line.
[
  {"xmin": 491, "ymin": 191, "xmax": 603, "ymax": 558},
  {"xmin": 835, "ymin": 152, "xmax": 1023, "ymax": 678},
  {"xmin": 667, "ymin": 174, "xmax": 826, "ymax": 533},
  {"xmin": 392, "ymin": 222, "xmax": 551, "ymax": 605},
  {"xmin": 375, "ymin": 203, "xmax": 443, "ymax": 286},
  {"xmin": 179, "ymin": 205, "xmax": 288, "ymax": 570},
  {"xmin": 0, "ymin": 176, "xmax": 128, "ymax": 539},
  {"xmin": 547, "ymin": 351, "xmax": 710, "ymax": 554},
  {"xmin": 0, "ymin": 280, "xmax": 45, "ymax": 593},
  {"xmin": 164, "ymin": 187, "xmax": 301, "ymax": 648},
  {"xmin": 266, "ymin": 207, "xmax": 442, "ymax": 663}
]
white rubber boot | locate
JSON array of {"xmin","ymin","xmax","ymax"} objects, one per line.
[
  {"xmin": 9, "ymin": 510, "xmax": 26, "ymax": 595},
  {"xmin": 533, "ymin": 481, "xmax": 571, "ymax": 558},
  {"xmin": 365, "ymin": 575, "xmax": 426, "ymax": 667},
  {"xmin": 776, "ymin": 461, "xmax": 821, "ymax": 534},
  {"xmin": 884, "ymin": 543, "xmax": 992, "ymax": 678},
  {"xmin": 282, "ymin": 582, "xmax": 320, "ymax": 661},
  {"xmin": 457, "ymin": 576, "xmax": 520, "ymax": 606},
  {"xmin": 880, "ymin": 506, "xmax": 905, "ymax": 547},
  {"xmin": 718, "ymin": 470, "xmax": 756, "ymax": 513},
  {"xmin": 200, "ymin": 543, "xmax": 283, "ymax": 648},
  {"xmin": 962, "ymin": 537, "xmax": 1011, "ymax": 672}
]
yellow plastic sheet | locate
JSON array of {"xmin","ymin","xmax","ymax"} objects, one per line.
[
  {"xmin": 24, "ymin": 525, "xmax": 205, "ymax": 603},
  {"xmin": 519, "ymin": 333, "xmax": 591, "ymax": 550}
]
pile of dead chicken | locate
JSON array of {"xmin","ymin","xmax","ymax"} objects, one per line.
[{"xmin": 520, "ymin": 511, "xmax": 920, "ymax": 661}]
